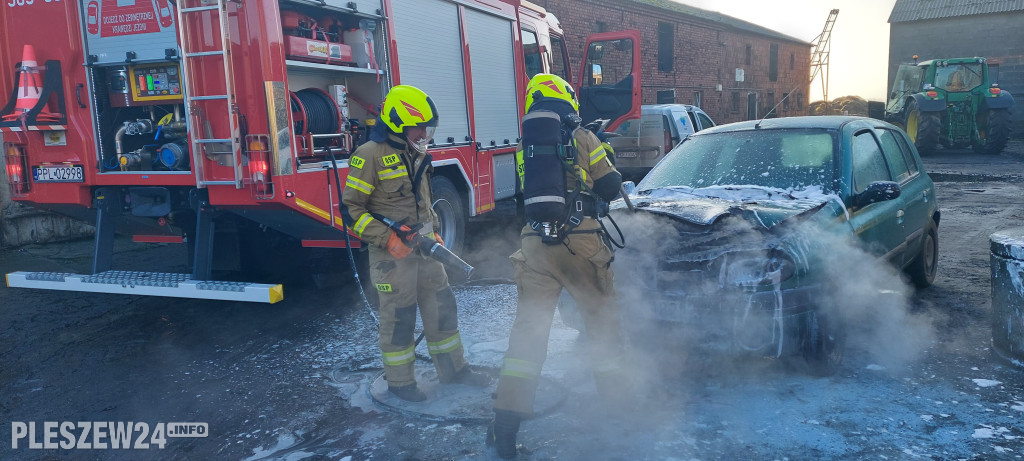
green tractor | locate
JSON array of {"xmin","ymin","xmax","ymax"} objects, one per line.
[{"xmin": 885, "ymin": 56, "xmax": 1014, "ymax": 154}]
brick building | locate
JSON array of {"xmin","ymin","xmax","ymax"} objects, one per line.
[
  {"xmin": 535, "ymin": 0, "xmax": 812, "ymax": 125},
  {"xmin": 888, "ymin": 0, "xmax": 1024, "ymax": 136}
]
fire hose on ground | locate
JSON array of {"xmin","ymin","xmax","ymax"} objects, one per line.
[
  {"xmin": 326, "ymin": 147, "xmax": 478, "ymax": 355},
  {"xmin": 324, "ymin": 148, "xmax": 566, "ymax": 424}
]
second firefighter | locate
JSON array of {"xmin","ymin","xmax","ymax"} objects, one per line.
[{"xmin": 487, "ymin": 74, "xmax": 627, "ymax": 458}]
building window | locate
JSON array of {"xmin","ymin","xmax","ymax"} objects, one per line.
[
  {"xmin": 693, "ymin": 90, "xmax": 702, "ymax": 108},
  {"xmin": 765, "ymin": 92, "xmax": 776, "ymax": 117},
  {"xmin": 658, "ymin": 22, "xmax": 674, "ymax": 72},
  {"xmin": 731, "ymin": 91, "xmax": 740, "ymax": 112},
  {"xmin": 790, "ymin": 53, "xmax": 795, "ymax": 70},
  {"xmin": 595, "ymin": 21, "xmax": 607, "ymax": 33},
  {"xmin": 657, "ymin": 89, "xmax": 676, "ymax": 104},
  {"xmin": 783, "ymin": 92, "xmax": 790, "ymax": 111},
  {"xmin": 745, "ymin": 45, "xmax": 752, "ymax": 65},
  {"xmin": 796, "ymin": 92, "xmax": 803, "ymax": 109},
  {"xmin": 769, "ymin": 43, "xmax": 778, "ymax": 82}
]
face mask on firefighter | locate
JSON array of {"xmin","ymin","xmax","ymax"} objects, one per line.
[{"xmin": 405, "ymin": 125, "xmax": 435, "ymax": 153}]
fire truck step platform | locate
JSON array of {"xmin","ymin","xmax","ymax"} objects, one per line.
[{"xmin": 5, "ymin": 271, "xmax": 283, "ymax": 304}]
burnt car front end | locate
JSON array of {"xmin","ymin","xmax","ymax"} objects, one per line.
[
  {"xmin": 611, "ymin": 122, "xmax": 849, "ymax": 373},
  {"xmin": 615, "ymin": 192, "xmax": 838, "ymax": 358}
]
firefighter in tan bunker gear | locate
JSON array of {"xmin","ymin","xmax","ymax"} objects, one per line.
[
  {"xmin": 341, "ymin": 85, "xmax": 491, "ymax": 402},
  {"xmin": 487, "ymin": 74, "xmax": 626, "ymax": 458}
]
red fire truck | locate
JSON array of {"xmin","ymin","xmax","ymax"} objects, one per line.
[{"xmin": 1, "ymin": 0, "xmax": 640, "ymax": 303}]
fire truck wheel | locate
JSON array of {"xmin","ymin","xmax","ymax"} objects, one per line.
[{"xmin": 431, "ymin": 176, "xmax": 466, "ymax": 256}]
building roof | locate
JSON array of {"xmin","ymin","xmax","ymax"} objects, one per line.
[
  {"xmin": 631, "ymin": 0, "xmax": 811, "ymax": 45},
  {"xmin": 889, "ymin": 0, "xmax": 1024, "ymax": 23}
]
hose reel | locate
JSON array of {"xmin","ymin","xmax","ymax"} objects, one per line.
[{"xmin": 290, "ymin": 88, "xmax": 343, "ymax": 151}]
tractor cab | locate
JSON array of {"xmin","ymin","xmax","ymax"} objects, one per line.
[{"xmin": 885, "ymin": 56, "xmax": 1014, "ymax": 155}]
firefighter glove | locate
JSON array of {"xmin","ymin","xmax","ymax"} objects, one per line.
[
  {"xmin": 394, "ymin": 224, "xmax": 417, "ymax": 242},
  {"xmin": 386, "ymin": 231, "xmax": 413, "ymax": 259}
]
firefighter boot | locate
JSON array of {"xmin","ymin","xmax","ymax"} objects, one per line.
[
  {"xmin": 443, "ymin": 366, "xmax": 493, "ymax": 386},
  {"xmin": 485, "ymin": 410, "xmax": 521, "ymax": 459},
  {"xmin": 388, "ymin": 383, "xmax": 427, "ymax": 402}
]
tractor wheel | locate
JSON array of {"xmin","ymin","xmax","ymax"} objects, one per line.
[
  {"xmin": 431, "ymin": 175, "xmax": 466, "ymax": 256},
  {"xmin": 973, "ymin": 108, "xmax": 1011, "ymax": 154},
  {"xmin": 904, "ymin": 98, "xmax": 940, "ymax": 155}
]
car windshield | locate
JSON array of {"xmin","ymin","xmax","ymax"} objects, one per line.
[{"xmin": 638, "ymin": 128, "xmax": 838, "ymax": 193}]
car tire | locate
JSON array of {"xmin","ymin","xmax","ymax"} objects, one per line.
[
  {"xmin": 801, "ymin": 310, "xmax": 844, "ymax": 377},
  {"xmin": 907, "ymin": 222, "xmax": 939, "ymax": 289},
  {"xmin": 431, "ymin": 175, "xmax": 466, "ymax": 256},
  {"xmin": 904, "ymin": 98, "xmax": 940, "ymax": 155},
  {"xmin": 973, "ymin": 108, "xmax": 1011, "ymax": 155}
]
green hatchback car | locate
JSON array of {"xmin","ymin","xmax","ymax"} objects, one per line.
[{"xmin": 614, "ymin": 116, "xmax": 939, "ymax": 376}]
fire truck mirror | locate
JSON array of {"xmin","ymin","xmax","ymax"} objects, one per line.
[{"xmin": 265, "ymin": 81, "xmax": 294, "ymax": 175}]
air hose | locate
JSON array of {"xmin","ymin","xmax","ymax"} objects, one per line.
[
  {"xmin": 326, "ymin": 146, "xmax": 377, "ymax": 328},
  {"xmin": 326, "ymin": 147, "xmax": 439, "ymax": 359}
]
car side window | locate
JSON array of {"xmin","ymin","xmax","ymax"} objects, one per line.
[
  {"xmin": 852, "ymin": 131, "xmax": 892, "ymax": 194},
  {"xmin": 685, "ymin": 111, "xmax": 698, "ymax": 132},
  {"xmin": 696, "ymin": 112, "xmax": 715, "ymax": 131},
  {"xmin": 876, "ymin": 129, "xmax": 911, "ymax": 183},
  {"xmin": 891, "ymin": 130, "xmax": 920, "ymax": 175}
]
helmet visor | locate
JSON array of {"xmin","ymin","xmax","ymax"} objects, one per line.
[{"xmin": 407, "ymin": 125, "xmax": 436, "ymax": 153}]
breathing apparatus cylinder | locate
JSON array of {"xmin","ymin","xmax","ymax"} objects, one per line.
[{"xmin": 521, "ymin": 110, "xmax": 569, "ymax": 244}]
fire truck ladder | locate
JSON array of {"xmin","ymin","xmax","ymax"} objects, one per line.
[
  {"xmin": 809, "ymin": 9, "xmax": 838, "ymax": 115},
  {"xmin": 176, "ymin": 0, "xmax": 243, "ymax": 188}
]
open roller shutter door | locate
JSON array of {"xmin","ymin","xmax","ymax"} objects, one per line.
[
  {"xmin": 390, "ymin": 0, "xmax": 469, "ymax": 146},
  {"xmin": 464, "ymin": 8, "xmax": 520, "ymax": 148}
]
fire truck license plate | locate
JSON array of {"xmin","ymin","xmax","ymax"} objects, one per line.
[
  {"xmin": 615, "ymin": 151, "xmax": 639, "ymax": 158},
  {"xmin": 32, "ymin": 165, "xmax": 84, "ymax": 183}
]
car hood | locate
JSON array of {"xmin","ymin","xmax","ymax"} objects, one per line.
[{"xmin": 622, "ymin": 185, "xmax": 845, "ymax": 229}]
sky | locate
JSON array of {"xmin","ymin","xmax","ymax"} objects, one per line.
[{"xmin": 675, "ymin": 0, "xmax": 899, "ymax": 102}]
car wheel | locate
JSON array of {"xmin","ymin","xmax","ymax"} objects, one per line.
[
  {"xmin": 431, "ymin": 176, "xmax": 466, "ymax": 256},
  {"xmin": 801, "ymin": 310, "xmax": 844, "ymax": 377},
  {"xmin": 973, "ymin": 108, "xmax": 1011, "ymax": 155},
  {"xmin": 903, "ymin": 98, "xmax": 940, "ymax": 155},
  {"xmin": 907, "ymin": 222, "xmax": 939, "ymax": 288}
]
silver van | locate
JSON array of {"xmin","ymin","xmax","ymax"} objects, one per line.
[{"xmin": 610, "ymin": 104, "xmax": 715, "ymax": 180}]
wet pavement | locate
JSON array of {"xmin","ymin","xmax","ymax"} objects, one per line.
[{"xmin": 2, "ymin": 143, "xmax": 1024, "ymax": 460}]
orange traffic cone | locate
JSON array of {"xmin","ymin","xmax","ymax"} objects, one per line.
[{"xmin": 2, "ymin": 45, "xmax": 59, "ymax": 123}]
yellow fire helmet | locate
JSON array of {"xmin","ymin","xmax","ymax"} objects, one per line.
[
  {"xmin": 380, "ymin": 85, "xmax": 439, "ymax": 134},
  {"xmin": 524, "ymin": 73, "xmax": 578, "ymax": 113}
]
